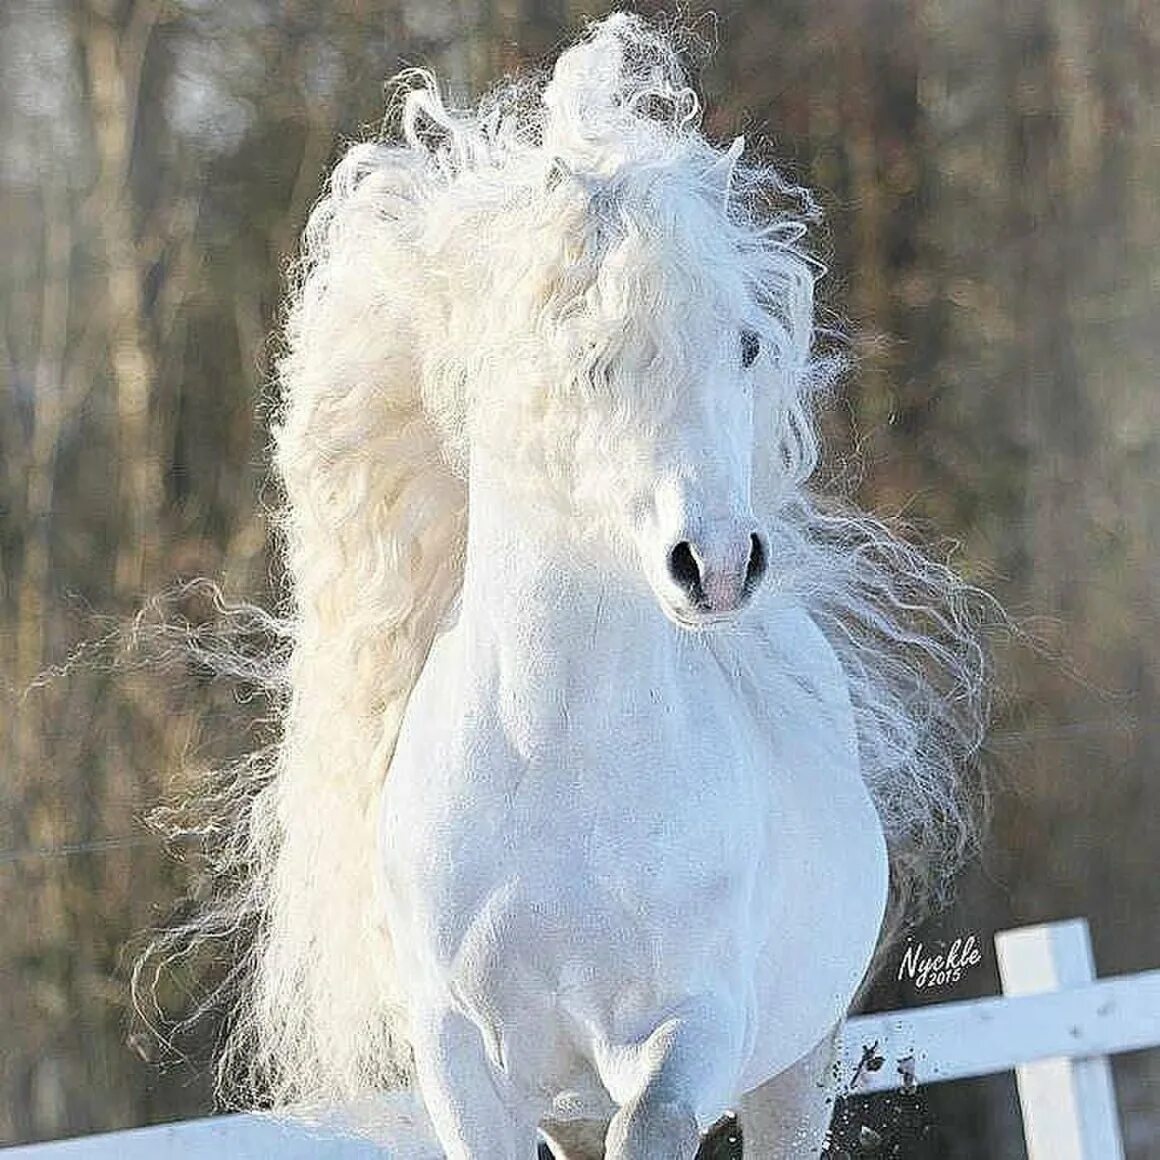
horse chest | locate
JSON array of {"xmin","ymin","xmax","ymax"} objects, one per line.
[
  {"xmin": 385, "ymin": 638, "xmax": 767, "ymax": 936},
  {"xmin": 380, "ymin": 602, "xmax": 888, "ymax": 1099},
  {"xmin": 384, "ymin": 629, "xmax": 770, "ymax": 991}
]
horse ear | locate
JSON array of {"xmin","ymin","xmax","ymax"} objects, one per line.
[
  {"xmin": 712, "ymin": 135, "xmax": 746, "ymax": 203},
  {"xmin": 545, "ymin": 156, "xmax": 575, "ymax": 193}
]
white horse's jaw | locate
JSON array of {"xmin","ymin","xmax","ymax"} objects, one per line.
[{"xmin": 657, "ymin": 593, "xmax": 750, "ymax": 632}]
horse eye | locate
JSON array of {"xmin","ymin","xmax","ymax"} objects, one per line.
[{"xmin": 740, "ymin": 328, "xmax": 760, "ymax": 369}]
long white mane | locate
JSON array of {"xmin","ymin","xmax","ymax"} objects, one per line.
[{"xmin": 161, "ymin": 13, "xmax": 988, "ymax": 1116}]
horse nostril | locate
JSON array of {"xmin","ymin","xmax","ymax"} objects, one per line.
[
  {"xmin": 667, "ymin": 540, "xmax": 704, "ymax": 602},
  {"xmin": 744, "ymin": 533, "xmax": 767, "ymax": 593}
]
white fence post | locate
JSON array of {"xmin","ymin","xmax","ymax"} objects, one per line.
[{"xmin": 996, "ymin": 918, "xmax": 1126, "ymax": 1160}]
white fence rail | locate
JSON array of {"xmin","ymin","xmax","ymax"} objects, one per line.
[
  {"xmin": 846, "ymin": 918, "xmax": 1159, "ymax": 1159},
  {"xmin": 0, "ymin": 1115, "xmax": 398, "ymax": 1160},
  {"xmin": 4, "ymin": 920, "xmax": 1156, "ymax": 1158}
]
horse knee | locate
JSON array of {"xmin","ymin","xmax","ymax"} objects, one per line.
[
  {"xmin": 605, "ymin": 1095, "xmax": 700, "ymax": 1160},
  {"xmin": 539, "ymin": 1118, "xmax": 608, "ymax": 1160}
]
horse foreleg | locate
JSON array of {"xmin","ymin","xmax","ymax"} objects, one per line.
[
  {"xmin": 599, "ymin": 1000, "xmax": 744, "ymax": 1160},
  {"xmin": 737, "ymin": 1021, "xmax": 843, "ymax": 1159},
  {"xmin": 541, "ymin": 1021, "xmax": 841, "ymax": 1160},
  {"xmin": 412, "ymin": 1006, "xmax": 541, "ymax": 1160}
]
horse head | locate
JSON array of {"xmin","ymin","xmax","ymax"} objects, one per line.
[
  {"xmin": 547, "ymin": 166, "xmax": 776, "ymax": 628},
  {"xmin": 433, "ymin": 103, "xmax": 813, "ymax": 631}
]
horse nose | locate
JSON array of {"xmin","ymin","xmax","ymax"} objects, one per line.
[
  {"xmin": 746, "ymin": 532, "xmax": 768, "ymax": 591},
  {"xmin": 666, "ymin": 531, "xmax": 768, "ymax": 612}
]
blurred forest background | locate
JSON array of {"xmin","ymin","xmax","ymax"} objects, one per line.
[{"xmin": 1, "ymin": 0, "xmax": 1158, "ymax": 1156}]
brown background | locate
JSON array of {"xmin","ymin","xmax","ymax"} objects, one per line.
[{"xmin": 2, "ymin": 1, "xmax": 1158, "ymax": 1155}]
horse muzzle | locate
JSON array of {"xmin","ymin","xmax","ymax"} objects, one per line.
[{"xmin": 660, "ymin": 528, "xmax": 768, "ymax": 626}]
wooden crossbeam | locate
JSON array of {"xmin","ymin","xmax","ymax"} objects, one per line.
[{"xmin": 842, "ymin": 966, "xmax": 1160, "ymax": 1094}]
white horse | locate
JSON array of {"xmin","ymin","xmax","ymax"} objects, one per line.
[{"xmin": 190, "ymin": 13, "xmax": 987, "ymax": 1160}]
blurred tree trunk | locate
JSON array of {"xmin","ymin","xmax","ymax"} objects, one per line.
[
  {"xmin": 1002, "ymin": 0, "xmax": 1089, "ymax": 618},
  {"xmin": 75, "ymin": 0, "xmax": 165, "ymax": 595},
  {"xmin": 15, "ymin": 181, "xmax": 71, "ymax": 713}
]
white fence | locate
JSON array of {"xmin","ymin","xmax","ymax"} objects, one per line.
[
  {"xmin": 846, "ymin": 918, "xmax": 1160, "ymax": 1158},
  {"xmin": 4, "ymin": 920, "xmax": 1157, "ymax": 1158}
]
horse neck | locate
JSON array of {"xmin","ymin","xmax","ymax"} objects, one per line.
[{"xmin": 460, "ymin": 450, "xmax": 662, "ymax": 653}]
